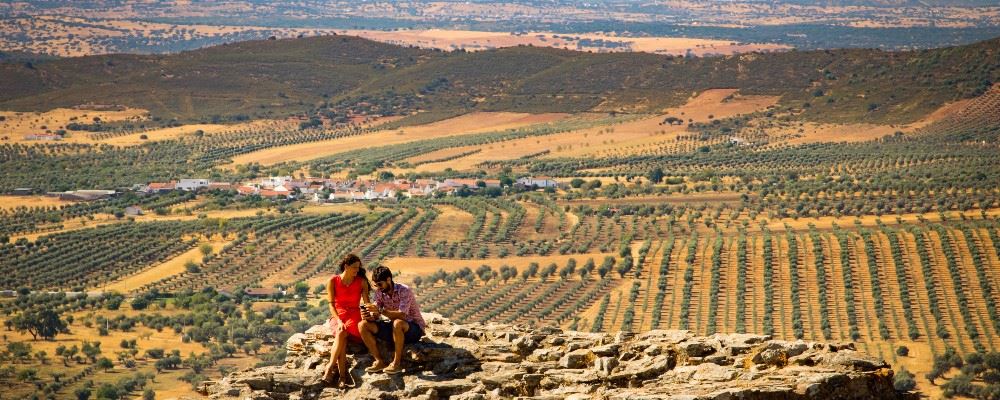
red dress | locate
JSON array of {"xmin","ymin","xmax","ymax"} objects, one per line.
[{"xmin": 331, "ymin": 275, "xmax": 364, "ymax": 340}]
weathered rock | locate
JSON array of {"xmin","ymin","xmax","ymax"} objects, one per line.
[
  {"xmin": 205, "ymin": 313, "xmax": 916, "ymax": 400},
  {"xmin": 559, "ymin": 348, "xmax": 595, "ymax": 369}
]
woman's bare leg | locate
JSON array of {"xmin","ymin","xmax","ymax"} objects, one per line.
[
  {"xmin": 338, "ymin": 345, "xmax": 349, "ymax": 385},
  {"xmin": 324, "ymin": 330, "xmax": 348, "ymax": 383},
  {"xmin": 332, "ymin": 330, "xmax": 350, "ymax": 385}
]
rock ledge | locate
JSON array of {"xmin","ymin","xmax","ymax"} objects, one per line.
[{"xmin": 203, "ymin": 313, "xmax": 913, "ymax": 399}]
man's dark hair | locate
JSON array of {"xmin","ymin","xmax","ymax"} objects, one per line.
[{"xmin": 372, "ymin": 265, "xmax": 392, "ymax": 283}]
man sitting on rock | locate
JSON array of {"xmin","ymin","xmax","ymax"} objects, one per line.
[{"xmin": 359, "ymin": 265, "xmax": 426, "ymax": 374}]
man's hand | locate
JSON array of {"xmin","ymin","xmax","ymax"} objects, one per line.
[{"xmin": 364, "ymin": 304, "xmax": 380, "ymax": 319}]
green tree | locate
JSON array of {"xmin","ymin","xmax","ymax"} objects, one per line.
[
  {"xmin": 293, "ymin": 281, "xmax": 309, "ymax": 298},
  {"xmin": 81, "ymin": 341, "xmax": 102, "ymax": 363},
  {"xmin": 7, "ymin": 341, "xmax": 33, "ymax": 361},
  {"xmin": 647, "ymin": 167, "xmax": 665, "ymax": 184},
  {"xmin": 97, "ymin": 357, "xmax": 114, "ymax": 372},
  {"xmin": 131, "ymin": 297, "xmax": 149, "ymax": 310},
  {"xmin": 16, "ymin": 368, "xmax": 37, "ymax": 382},
  {"xmin": 74, "ymin": 387, "xmax": 92, "ymax": 400},
  {"xmin": 95, "ymin": 383, "xmax": 121, "ymax": 400},
  {"xmin": 12, "ymin": 309, "xmax": 68, "ymax": 340},
  {"xmin": 199, "ymin": 243, "xmax": 214, "ymax": 257}
]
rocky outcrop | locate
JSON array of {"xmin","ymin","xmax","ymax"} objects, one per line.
[{"xmin": 202, "ymin": 313, "xmax": 914, "ymax": 400}]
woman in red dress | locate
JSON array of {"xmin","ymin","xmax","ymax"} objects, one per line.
[{"xmin": 322, "ymin": 253, "xmax": 371, "ymax": 388}]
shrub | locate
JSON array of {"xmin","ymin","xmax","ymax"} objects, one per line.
[{"xmin": 893, "ymin": 367, "xmax": 916, "ymax": 392}]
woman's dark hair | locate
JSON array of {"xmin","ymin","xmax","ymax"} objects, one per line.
[
  {"xmin": 372, "ymin": 265, "xmax": 393, "ymax": 283},
  {"xmin": 338, "ymin": 253, "xmax": 363, "ymax": 275}
]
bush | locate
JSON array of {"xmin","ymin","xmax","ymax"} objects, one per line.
[
  {"xmin": 893, "ymin": 367, "xmax": 916, "ymax": 392},
  {"xmin": 896, "ymin": 346, "xmax": 909, "ymax": 357},
  {"xmin": 942, "ymin": 373, "xmax": 974, "ymax": 398},
  {"xmin": 145, "ymin": 348, "xmax": 165, "ymax": 359},
  {"xmin": 130, "ymin": 297, "xmax": 149, "ymax": 310},
  {"xmin": 184, "ymin": 260, "xmax": 200, "ymax": 273}
]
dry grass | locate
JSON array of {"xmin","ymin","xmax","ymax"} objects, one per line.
[
  {"xmin": 0, "ymin": 195, "xmax": 73, "ymax": 209},
  {"xmin": 718, "ymin": 95, "xmax": 966, "ymax": 146},
  {"xmin": 424, "ymin": 205, "xmax": 475, "ymax": 242},
  {"xmin": 0, "ymin": 303, "xmax": 268, "ymax": 400},
  {"xmin": 299, "ymin": 203, "xmax": 374, "ymax": 215},
  {"xmin": 0, "ymin": 108, "xmax": 148, "ymax": 143},
  {"xmin": 335, "ymin": 28, "xmax": 789, "ymax": 56},
  {"xmin": 229, "ymin": 112, "xmax": 570, "ymax": 166},
  {"xmin": 99, "ymin": 120, "xmax": 285, "ymax": 146}
]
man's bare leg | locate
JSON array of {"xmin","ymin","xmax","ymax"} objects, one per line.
[{"xmin": 385, "ymin": 319, "xmax": 409, "ymax": 372}]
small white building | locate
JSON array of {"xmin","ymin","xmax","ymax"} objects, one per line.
[
  {"xmin": 517, "ymin": 177, "xmax": 558, "ymax": 188},
  {"xmin": 177, "ymin": 178, "xmax": 210, "ymax": 191},
  {"xmin": 260, "ymin": 176, "xmax": 293, "ymax": 188}
]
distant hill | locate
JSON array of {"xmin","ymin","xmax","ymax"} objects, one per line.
[
  {"xmin": 0, "ymin": 34, "xmax": 997, "ymax": 125},
  {"xmin": 0, "ymin": 51, "xmax": 57, "ymax": 64}
]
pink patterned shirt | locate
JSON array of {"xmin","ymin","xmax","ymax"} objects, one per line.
[{"xmin": 373, "ymin": 283, "xmax": 426, "ymax": 329}]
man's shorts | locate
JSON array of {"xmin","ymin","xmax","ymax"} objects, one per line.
[{"xmin": 374, "ymin": 319, "xmax": 424, "ymax": 344}]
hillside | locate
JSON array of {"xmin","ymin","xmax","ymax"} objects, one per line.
[{"xmin": 0, "ymin": 35, "xmax": 998, "ymax": 124}]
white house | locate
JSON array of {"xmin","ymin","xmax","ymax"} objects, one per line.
[
  {"xmin": 260, "ymin": 176, "xmax": 293, "ymax": 188},
  {"xmin": 177, "ymin": 178, "xmax": 210, "ymax": 191},
  {"xmin": 517, "ymin": 177, "xmax": 558, "ymax": 188},
  {"xmin": 366, "ymin": 184, "xmax": 397, "ymax": 200},
  {"xmin": 330, "ymin": 190, "xmax": 367, "ymax": 202}
]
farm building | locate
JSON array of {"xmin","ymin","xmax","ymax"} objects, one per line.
[
  {"xmin": 516, "ymin": 176, "xmax": 558, "ymax": 188},
  {"xmin": 177, "ymin": 178, "xmax": 210, "ymax": 191},
  {"xmin": 51, "ymin": 190, "xmax": 117, "ymax": 201},
  {"xmin": 244, "ymin": 287, "xmax": 282, "ymax": 298},
  {"xmin": 23, "ymin": 133, "xmax": 62, "ymax": 141},
  {"xmin": 144, "ymin": 182, "xmax": 176, "ymax": 193}
]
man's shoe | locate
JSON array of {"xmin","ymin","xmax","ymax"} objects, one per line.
[
  {"xmin": 365, "ymin": 361, "xmax": 388, "ymax": 373},
  {"xmin": 382, "ymin": 364, "xmax": 403, "ymax": 374}
]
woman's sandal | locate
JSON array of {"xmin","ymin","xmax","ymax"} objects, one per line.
[{"xmin": 321, "ymin": 370, "xmax": 339, "ymax": 387}]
